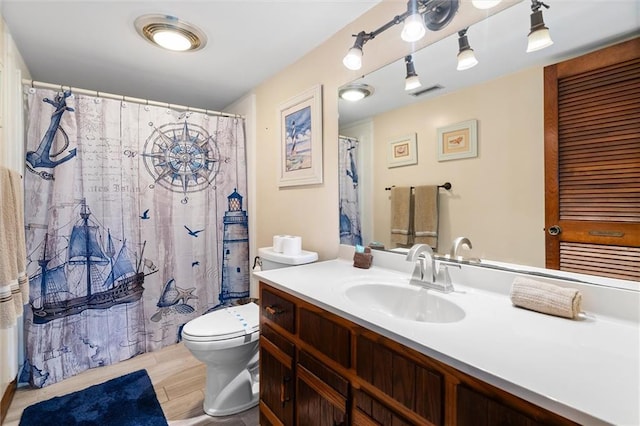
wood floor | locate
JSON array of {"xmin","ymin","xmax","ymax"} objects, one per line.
[{"xmin": 3, "ymin": 342, "xmax": 258, "ymax": 425}]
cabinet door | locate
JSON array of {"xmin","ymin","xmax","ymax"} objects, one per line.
[
  {"xmin": 296, "ymin": 350, "xmax": 349, "ymax": 426},
  {"xmin": 456, "ymin": 384, "xmax": 576, "ymax": 426},
  {"xmin": 260, "ymin": 324, "xmax": 295, "ymax": 425},
  {"xmin": 356, "ymin": 334, "xmax": 444, "ymax": 425},
  {"xmin": 353, "ymin": 389, "xmax": 413, "ymax": 426}
]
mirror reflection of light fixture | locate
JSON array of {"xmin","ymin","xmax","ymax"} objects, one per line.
[
  {"xmin": 339, "ymin": 84, "xmax": 375, "ymax": 102},
  {"xmin": 471, "ymin": 0, "xmax": 502, "ymax": 9},
  {"xmin": 404, "ymin": 55, "xmax": 422, "ymax": 91},
  {"xmin": 135, "ymin": 14, "xmax": 207, "ymax": 52},
  {"xmin": 527, "ymin": 0, "xmax": 553, "ymax": 52},
  {"xmin": 401, "ymin": 0, "xmax": 427, "ymax": 42},
  {"xmin": 456, "ymin": 28, "xmax": 478, "ymax": 71}
]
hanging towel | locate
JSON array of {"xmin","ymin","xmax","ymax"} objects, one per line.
[
  {"xmin": 390, "ymin": 186, "xmax": 412, "ymax": 246},
  {"xmin": 413, "ymin": 185, "xmax": 438, "ymax": 249},
  {"xmin": 0, "ymin": 167, "xmax": 28, "ymax": 329}
]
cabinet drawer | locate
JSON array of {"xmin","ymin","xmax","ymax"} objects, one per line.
[
  {"xmin": 299, "ymin": 307, "xmax": 350, "ymax": 368},
  {"xmin": 353, "ymin": 389, "xmax": 413, "ymax": 426},
  {"xmin": 261, "ymin": 284, "xmax": 295, "ymax": 334}
]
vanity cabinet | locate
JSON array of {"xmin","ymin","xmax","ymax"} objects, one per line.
[{"xmin": 259, "ymin": 282, "xmax": 577, "ymax": 426}]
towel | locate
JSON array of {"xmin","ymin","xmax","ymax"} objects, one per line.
[
  {"xmin": 390, "ymin": 186, "xmax": 412, "ymax": 246},
  {"xmin": 0, "ymin": 166, "xmax": 28, "ymax": 328},
  {"xmin": 413, "ymin": 185, "xmax": 438, "ymax": 249},
  {"xmin": 510, "ymin": 276, "xmax": 582, "ymax": 319}
]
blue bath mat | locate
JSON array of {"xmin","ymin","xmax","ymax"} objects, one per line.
[{"xmin": 19, "ymin": 369, "xmax": 168, "ymax": 426}]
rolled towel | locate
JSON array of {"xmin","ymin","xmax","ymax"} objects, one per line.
[{"xmin": 510, "ymin": 276, "xmax": 582, "ymax": 319}]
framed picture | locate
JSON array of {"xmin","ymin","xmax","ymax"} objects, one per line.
[
  {"xmin": 277, "ymin": 84, "xmax": 323, "ymax": 187},
  {"xmin": 437, "ymin": 119, "xmax": 478, "ymax": 161},
  {"xmin": 387, "ymin": 133, "xmax": 417, "ymax": 168}
]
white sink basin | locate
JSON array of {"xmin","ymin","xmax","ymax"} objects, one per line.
[{"xmin": 344, "ymin": 283, "xmax": 465, "ymax": 323}]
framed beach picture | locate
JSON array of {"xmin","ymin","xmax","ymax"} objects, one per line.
[
  {"xmin": 437, "ymin": 119, "xmax": 478, "ymax": 161},
  {"xmin": 387, "ymin": 133, "xmax": 417, "ymax": 168},
  {"xmin": 277, "ymin": 84, "xmax": 323, "ymax": 187}
]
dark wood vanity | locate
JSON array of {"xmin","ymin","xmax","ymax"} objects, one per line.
[{"xmin": 259, "ymin": 281, "xmax": 577, "ymax": 426}]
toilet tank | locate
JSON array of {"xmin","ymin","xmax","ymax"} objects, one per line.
[{"xmin": 257, "ymin": 247, "xmax": 318, "ymax": 271}]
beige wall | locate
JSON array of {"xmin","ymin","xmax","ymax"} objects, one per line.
[
  {"xmin": 252, "ymin": 2, "xmax": 421, "ymax": 261},
  {"xmin": 252, "ymin": 0, "xmax": 544, "ymax": 266},
  {"xmin": 372, "ymin": 67, "xmax": 545, "ymax": 266}
]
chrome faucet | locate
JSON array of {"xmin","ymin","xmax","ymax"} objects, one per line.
[
  {"xmin": 406, "ymin": 244, "xmax": 455, "ymax": 293},
  {"xmin": 450, "ymin": 237, "xmax": 472, "ymax": 260}
]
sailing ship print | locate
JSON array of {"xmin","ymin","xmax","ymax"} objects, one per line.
[{"xmin": 28, "ymin": 198, "xmax": 157, "ymax": 324}]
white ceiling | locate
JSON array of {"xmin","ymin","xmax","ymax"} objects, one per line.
[
  {"xmin": 2, "ymin": 1, "xmax": 638, "ymax": 119},
  {"xmin": 1, "ymin": 0, "xmax": 382, "ymax": 111},
  {"xmin": 339, "ymin": 0, "xmax": 640, "ymax": 124}
]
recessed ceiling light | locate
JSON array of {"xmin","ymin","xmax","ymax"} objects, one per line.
[
  {"xmin": 135, "ymin": 14, "xmax": 207, "ymax": 52},
  {"xmin": 339, "ymin": 84, "xmax": 374, "ymax": 102}
]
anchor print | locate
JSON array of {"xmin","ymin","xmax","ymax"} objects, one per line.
[{"xmin": 26, "ymin": 90, "xmax": 77, "ymax": 179}]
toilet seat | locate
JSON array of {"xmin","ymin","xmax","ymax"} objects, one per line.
[{"xmin": 182, "ymin": 302, "xmax": 259, "ymax": 345}]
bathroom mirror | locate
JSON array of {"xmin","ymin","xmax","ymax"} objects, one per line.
[{"xmin": 338, "ymin": 1, "xmax": 639, "ymax": 268}]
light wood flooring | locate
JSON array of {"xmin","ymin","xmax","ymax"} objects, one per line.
[{"xmin": 3, "ymin": 342, "xmax": 258, "ymax": 425}]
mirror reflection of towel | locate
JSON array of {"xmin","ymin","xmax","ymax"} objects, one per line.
[
  {"xmin": 413, "ymin": 185, "xmax": 438, "ymax": 249},
  {"xmin": 390, "ymin": 186, "xmax": 412, "ymax": 245}
]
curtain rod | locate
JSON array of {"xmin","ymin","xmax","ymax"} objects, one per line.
[{"xmin": 22, "ymin": 79, "xmax": 244, "ymax": 119}]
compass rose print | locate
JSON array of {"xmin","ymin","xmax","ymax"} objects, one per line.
[{"xmin": 142, "ymin": 120, "xmax": 221, "ymax": 201}]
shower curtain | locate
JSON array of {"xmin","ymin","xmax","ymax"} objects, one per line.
[
  {"xmin": 21, "ymin": 87, "xmax": 249, "ymax": 387},
  {"xmin": 338, "ymin": 136, "xmax": 362, "ymax": 246}
]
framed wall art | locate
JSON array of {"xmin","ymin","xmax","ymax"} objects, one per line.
[
  {"xmin": 437, "ymin": 119, "xmax": 478, "ymax": 161},
  {"xmin": 387, "ymin": 133, "xmax": 417, "ymax": 168},
  {"xmin": 277, "ymin": 84, "xmax": 323, "ymax": 187}
]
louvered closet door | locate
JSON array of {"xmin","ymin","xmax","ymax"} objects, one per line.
[{"xmin": 544, "ymin": 37, "xmax": 640, "ymax": 282}]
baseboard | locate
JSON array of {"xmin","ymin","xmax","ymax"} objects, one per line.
[{"xmin": 1, "ymin": 378, "xmax": 17, "ymax": 424}]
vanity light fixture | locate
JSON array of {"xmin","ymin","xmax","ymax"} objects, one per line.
[
  {"xmin": 526, "ymin": 0, "xmax": 553, "ymax": 52},
  {"xmin": 456, "ymin": 28, "xmax": 478, "ymax": 71},
  {"xmin": 404, "ymin": 55, "xmax": 422, "ymax": 91},
  {"xmin": 343, "ymin": 0, "xmax": 459, "ymax": 72},
  {"xmin": 135, "ymin": 14, "xmax": 207, "ymax": 52},
  {"xmin": 471, "ymin": 0, "xmax": 502, "ymax": 9},
  {"xmin": 339, "ymin": 83, "xmax": 375, "ymax": 101}
]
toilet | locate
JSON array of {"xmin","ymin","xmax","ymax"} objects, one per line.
[{"xmin": 181, "ymin": 246, "xmax": 317, "ymax": 417}]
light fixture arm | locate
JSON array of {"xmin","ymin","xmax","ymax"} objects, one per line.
[{"xmin": 531, "ymin": 0, "xmax": 550, "ymax": 12}]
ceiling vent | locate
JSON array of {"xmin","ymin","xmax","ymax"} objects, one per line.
[{"xmin": 409, "ymin": 84, "xmax": 444, "ymax": 97}]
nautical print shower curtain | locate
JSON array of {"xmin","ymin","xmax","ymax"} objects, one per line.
[
  {"xmin": 338, "ymin": 136, "xmax": 362, "ymax": 246},
  {"xmin": 21, "ymin": 87, "xmax": 249, "ymax": 387}
]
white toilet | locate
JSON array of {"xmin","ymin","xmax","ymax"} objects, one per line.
[{"xmin": 181, "ymin": 246, "xmax": 317, "ymax": 417}]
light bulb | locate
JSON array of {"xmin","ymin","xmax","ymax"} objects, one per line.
[
  {"xmin": 152, "ymin": 30, "xmax": 192, "ymax": 51},
  {"xmin": 457, "ymin": 49, "xmax": 478, "ymax": 70},
  {"xmin": 405, "ymin": 75, "xmax": 421, "ymax": 91},
  {"xmin": 471, "ymin": 0, "xmax": 502, "ymax": 9},
  {"xmin": 401, "ymin": 13, "xmax": 426, "ymax": 42},
  {"xmin": 343, "ymin": 47, "xmax": 363, "ymax": 70},
  {"xmin": 527, "ymin": 27, "xmax": 553, "ymax": 52}
]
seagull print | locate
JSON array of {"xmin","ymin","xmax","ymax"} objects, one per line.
[
  {"xmin": 191, "ymin": 261, "xmax": 200, "ymax": 267},
  {"xmin": 140, "ymin": 209, "xmax": 150, "ymax": 219},
  {"xmin": 184, "ymin": 225, "xmax": 204, "ymax": 237}
]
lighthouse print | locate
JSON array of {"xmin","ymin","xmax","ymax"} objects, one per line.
[{"xmin": 219, "ymin": 189, "xmax": 250, "ymax": 302}]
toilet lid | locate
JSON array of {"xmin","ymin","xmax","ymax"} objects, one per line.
[{"xmin": 182, "ymin": 302, "xmax": 259, "ymax": 341}]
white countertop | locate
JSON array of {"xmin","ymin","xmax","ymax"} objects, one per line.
[{"xmin": 254, "ymin": 256, "xmax": 640, "ymax": 426}]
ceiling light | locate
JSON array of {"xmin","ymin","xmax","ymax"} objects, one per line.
[
  {"xmin": 471, "ymin": 0, "xmax": 502, "ymax": 9},
  {"xmin": 527, "ymin": 0, "xmax": 553, "ymax": 52},
  {"xmin": 404, "ymin": 55, "xmax": 422, "ymax": 91},
  {"xmin": 401, "ymin": 0, "xmax": 426, "ymax": 42},
  {"xmin": 135, "ymin": 14, "xmax": 207, "ymax": 52},
  {"xmin": 456, "ymin": 28, "xmax": 478, "ymax": 71},
  {"xmin": 339, "ymin": 84, "xmax": 375, "ymax": 102}
]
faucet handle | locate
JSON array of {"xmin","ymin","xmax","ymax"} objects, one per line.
[{"xmin": 435, "ymin": 264, "xmax": 455, "ymax": 293}]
